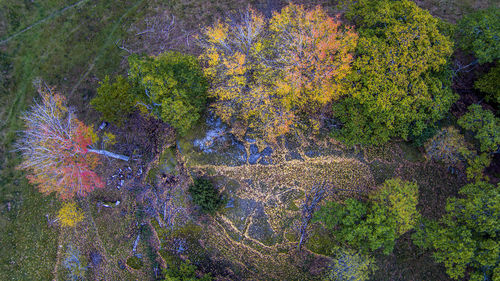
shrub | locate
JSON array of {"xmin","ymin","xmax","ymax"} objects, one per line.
[
  {"xmin": 188, "ymin": 178, "xmax": 221, "ymax": 214},
  {"xmin": 163, "ymin": 259, "xmax": 213, "ymax": 281},
  {"xmin": 58, "ymin": 201, "xmax": 84, "ymax": 227},
  {"xmin": 63, "ymin": 245, "xmax": 87, "ymax": 281},
  {"xmin": 126, "ymin": 255, "xmax": 143, "ymax": 270},
  {"xmin": 424, "ymin": 126, "xmax": 471, "ymax": 165}
]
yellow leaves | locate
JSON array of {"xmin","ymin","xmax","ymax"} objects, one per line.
[
  {"xmin": 204, "ymin": 20, "xmax": 228, "ymax": 43},
  {"xmin": 58, "ymin": 201, "xmax": 84, "ymax": 227}
]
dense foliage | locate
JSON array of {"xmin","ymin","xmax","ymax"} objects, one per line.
[
  {"xmin": 128, "ymin": 52, "xmax": 208, "ymax": 135},
  {"xmin": 458, "ymin": 104, "xmax": 500, "ymax": 153},
  {"xmin": 58, "ymin": 201, "xmax": 84, "ymax": 227},
  {"xmin": 188, "ymin": 178, "xmax": 222, "ymax": 214},
  {"xmin": 314, "ymin": 178, "xmax": 419, "ymax": 254},
  {"xmin": 199, "ymin": 5, "xmax": 357, "ymax": 141},
  {"xmin": 324, "ymin": 248, "xmax": 377, "ymax": 281},
  {"xmin": 163, "ymin": 260, "xmax": 213, "ymax": 281},
  {"xmin": 456, "ymin": 8, "xmax": 500, "ymax": 64},
  {"xmin": 413, "ymin": 181, "xmax": 500, "ymax": 280},
  {"xmin": 333, "ymin": 0, "xmax": 456, "ymax": 145},
  {"xmin": 91, "ymin": 75, "xmax": 136, "ymax": 126},
  {"xmin": 475, "ymin": 64, "xmax": 500, "ymax": 104},
  {"xmin": 16, "ymin": 89, "xmax": 104, "ymax": 199}
]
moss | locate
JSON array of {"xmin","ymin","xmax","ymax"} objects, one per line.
[
  {"xmin": 126, "ymin": 256, "xmax": 143, "ymax": 270},
  {"xmin": 286, "ymin": 200, "xmax": 300, "ymax": 211}
]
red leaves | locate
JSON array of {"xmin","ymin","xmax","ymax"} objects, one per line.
[{"xmin": 17, "ymin": 89, "xmax": 103, "ymax": 200}]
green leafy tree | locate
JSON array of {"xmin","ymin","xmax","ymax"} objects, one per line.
[
  {"xmin": 333, "ymin": 0, "xmax": 456, "ymax": 145},
  {"xmin": 413, "ymin": 181, "xmax": 500, "ymax": 280},
  {"xmin": 457, "ymin": 8, "xmax": 500, "ymax": 64},
  {"xmin": 458, "ymin": 104, "xmax": 500, "ymax": 153},
  {"xmin": 371, "ymin": 178, "xmax": 420, "ymax": 235},
  {"xmin": 475, "ymin": 64, "xmax": 500, "ymax": 104},
  {"xmin": 314, "ymin": 178, "xmax": 419, "ymax": 255},
  {"xmin": 325, "ymin": 248, "xmax": 377, "ymax": 281},
  {"xmin": 128, "ymin": 52, "xmax": 208, "ymax": 135},
  {"xmin": 163, "ymin": 259, "xmax": 213, "ymax": 281},
  {"xmin": 90, "ymin": 75, "xmax": 136, "ymax": 126},
  {"xmin": 188, "ymin": 178, "xmax": 222, "ymax": 214}
]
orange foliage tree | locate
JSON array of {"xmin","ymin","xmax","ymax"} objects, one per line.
[
  {"xmin": 199, "ymin": 5, "xmax": 357, "ymax": 142},
  {"xmin": 16, "ymin": 87, "xmax": 127, "ymax": 199}
]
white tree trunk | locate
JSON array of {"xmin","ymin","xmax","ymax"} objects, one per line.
[{"xmin": 88, "ymin": 149, "xmax": 129, "ymax": 161}]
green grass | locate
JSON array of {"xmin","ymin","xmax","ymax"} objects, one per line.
[{"xmin": 0, "ymin": 0, "xmax": 147, "ymax": 279}]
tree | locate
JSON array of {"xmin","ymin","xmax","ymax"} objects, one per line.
[
  {"xmin": 90, "ymin": 75, "xmax": 137, "ymax": 126},
  {"xmin": 314, "ymin": 178, "xmax": 419, "ymax": 254},
  {"xmin": 458, "ymin": 104, "xmax": 500, "ymax": 153},
  {"xmin": 475, "ymin": 64, "xmax": 500, "ymax": 104},
  {"xmin": 424, "ymin": 126, "xmax": 471, "ymax": 165},
  {"xmin": 199, "ymin": 5, "xmax": 357, "ymax": 142},
  {"xmin": 456, "ymin": 8, "xmax": 500, "ymax": 64},
  {"xmin": 58, "ymin": 201, "xmax": 85, "ymax": 227},
  {"xmin": 333, "ymin": 0, "xmax": 456, "ymax": 145},
  {"xmin": 16, "ymin": 87, "xmax": 128, "ymax": 199},
  {"xmin": 128, "ymin": 51, "xmax": 208, "ymax": 136},
  {"xmin": 370, "ymin": 178, "xmax": 420, "ymax": 235},
  {"xmin": 63, "ymin": 245, "xmax": 87, "ymax": 281},
  {"xmin": 325, "ymin": 248, "xmax": 377, "ymax": 281},
  {"xmin": 188, "ymin": 178, "xmax": 221, "ymax": 214},
  {"xmin": 412, "ymin": 181, "xmax": 500, "ymax": 280},
  {"xmin": 163, "ymin": 259, "xmax": 213, "ymax": 281}
]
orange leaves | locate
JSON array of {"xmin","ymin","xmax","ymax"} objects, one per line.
[
  {"xmin": 17, "ymin": 88, "xmax": 104, "ymax": 200},
  {"xmin": 199, "ymin": 5, "xmax": 357, "ymax": 142}
]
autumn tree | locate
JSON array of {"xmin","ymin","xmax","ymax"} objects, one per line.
[
  {"xmin": 413, "ymin": 181, "xmax": 499, "ymax": 280},
  {"xmin": 325, "ymin": 248, "xmax": 377, "ymax": 281},
  {"xmin": 16, "ymin": 87, "xmax": 128, "ymax": 199},
  {"xmin": 333, "ymin": 0, "xmax": 456, "ymax": 145},
  {"xmin": 199, "ymin": 5, "xmax": 357, "ymax": 142},
  {"xmin": 128, "ymin": 51, "xmax": 208, "ymax": 136}
]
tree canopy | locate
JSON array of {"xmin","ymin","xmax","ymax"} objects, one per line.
[
  {"xmin": 199, "ymin": 5, "xmax": 357, "ymax": 142},
  {"xmin": 458, "ymin": 104, "xmax": 500, "ymax": 153},
  {"xmin": 333, "ymin": 0, "xmax": 456, "ymax": 145},
  {"xmin": 128, "ymin": 51, "xmax": 208, "ymax": 135},
  {"xmin": 413, "ymin": 181, "xmax": 500, "ymax": 280}
]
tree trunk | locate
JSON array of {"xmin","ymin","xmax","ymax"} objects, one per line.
[{"xmin": 88, "ymin": 149, "xmax": 129, "ymax": 161}]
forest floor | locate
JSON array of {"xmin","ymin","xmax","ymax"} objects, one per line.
[{"xmin": 0, "ymin": 0, "xmax": 496, "ymax": 280}]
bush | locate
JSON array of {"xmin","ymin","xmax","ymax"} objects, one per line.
[
  {"xmin": 58, "ymin": 201, "xmax": 84, "ymax": 227},
  {"xmin": 163, "ymin": 259, "xmax": 213, "ymax": 281},
  {"xmin": 424, "ymin": 126, "xmax": 471, "ymax": 165},
  {"xmin": 128, "ymin": 52, "xmax": 208, "ymax": 136},
  {"xmin": 188, "ymin": 178, "xmax": 222, "ymax": 214},
  {"xmin": 325, "ymin": 248, "xmax": 377, "ymax": 281},
  {"xmin": 90, "ymin": 75, "xmax": 136, "ymax": 126},
  {"xmin": 126, "ymin": 255, "xmax": 143, "ymax": 270},
  {"xmin": 63, "ymin": 245, "xmax": 87, "ymax": 281}
]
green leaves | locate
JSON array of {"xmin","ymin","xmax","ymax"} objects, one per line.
[
  {"xmin": 413, "ymin": 181, "xmax": 500, "ymax": 280},
  {"xmin": 128, "ymin": 52, "xmax": 208, "ymax": 136},
  {"xmin": 333, "ymin": 0, "xmax": 456, "ymax": 145},
  {"xmin": 314, "ymin": 178, "xmax": 419, "ymax": 255},
  {"xmin": 457, "ymin": 8, "xmax": 500, "ymax": 64},
  {"xmin": 91, "ymin": 75, "xmax": 136, "ymax": 126},
  {"xmin": 458, "ymin": 104, "xmax": 500, "ymax": 153}
]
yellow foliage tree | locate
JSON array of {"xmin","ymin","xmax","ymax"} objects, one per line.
[
  {"xmin": 199, "ymin": 5, "xmax": 357, "ymax": 142},
  {"xmin": 58, "ymin": 201, "xmax": 84, "ymax": 227}
]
